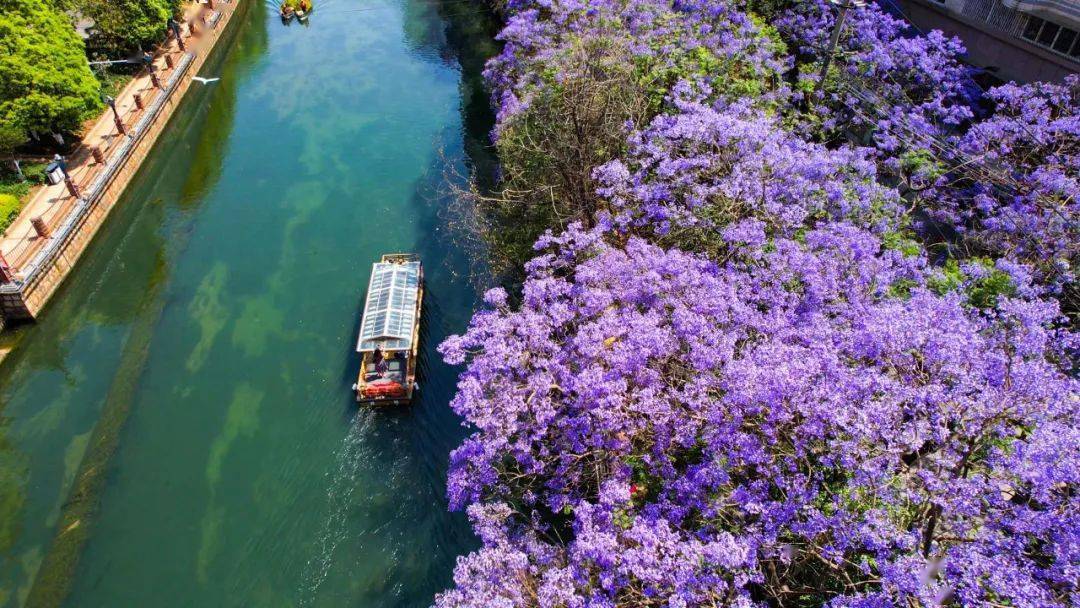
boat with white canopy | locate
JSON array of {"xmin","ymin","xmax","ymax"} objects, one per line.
[{"xmin": 353, "ymin": 254, "xmax": 423, "ymax": 404}]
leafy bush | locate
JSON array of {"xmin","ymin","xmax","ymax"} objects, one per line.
[
  {"xmin": 0, "ymin": 193, "xmax": 22, "ymax": 233},
  {"xmin": 77, "ymin": 0, "xmax": 173, "ymax": 55}
]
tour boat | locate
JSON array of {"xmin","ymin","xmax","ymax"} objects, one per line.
[{"xmin": 352, "ymin": 254, "xmax": 423, "ymax": 405}]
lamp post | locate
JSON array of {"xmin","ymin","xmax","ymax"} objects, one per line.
[
  {"xmin": 814, "ymin": 0, "xmax": 866, "ymax": 96},
  {"xmin": 102, "ymin": 94, "xmax": 126, "ymax": 136}
]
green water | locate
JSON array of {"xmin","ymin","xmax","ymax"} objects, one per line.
[{"xmin": 0, "ymin": 0, "xmax": 498, "ymax": 605}]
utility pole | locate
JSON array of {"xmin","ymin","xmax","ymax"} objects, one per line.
[{"xmin": 814, "ymin": 0, "xmax": 866, "ymax": 96}]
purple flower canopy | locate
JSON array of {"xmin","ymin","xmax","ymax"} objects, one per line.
[
  {"xmin": 437, "ymin": 0, "xmax": 1080, "ymax": 604},
  {"xmin": 438, "ymin": 226, "xmax": 1076, "ymax": 607},
  {"xmin": 595, "ymin": 101, "xmax": 901, "ymax": 238}
]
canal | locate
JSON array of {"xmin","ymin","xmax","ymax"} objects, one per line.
[{"xmin": 0, "ymin": 0, "xmax": 498, "ymax": 605}]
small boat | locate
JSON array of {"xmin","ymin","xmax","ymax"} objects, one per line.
[
  {"xmin": 353, "ymin": 254, "xmax": 423, "ymax": 405},
  {"xmin": 295, "ymin": 0, "xmax": 312, "ymax": 20}
]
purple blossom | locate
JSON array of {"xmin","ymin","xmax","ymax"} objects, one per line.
[
  {"xmin": 437, "ymin": 225, "xmax": 1078, "ymax": 607},
  {"xmin": 438, "ymin": 0, "xmax": 1080, "ymax": 605}
]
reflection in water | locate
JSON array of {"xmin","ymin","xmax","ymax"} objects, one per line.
[
  {"xmin": 180, "ymin": 5, "xmax": 271, "ymax": 207},
  {"xmin": 0, "ymin": 427, "xmax": 28, "ymax": 556}
]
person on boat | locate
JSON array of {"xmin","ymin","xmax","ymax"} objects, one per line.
[
  {"xmin": 375, "ymin": 357, "xmax": 389, "ymax": 377},
  {"xmin": 373, "ymin": 346, "xmax": 383, "ymax": 365}
]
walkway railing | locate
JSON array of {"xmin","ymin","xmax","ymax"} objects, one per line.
[{"xmin": 0, "ymin": 52, "xmax": 195, "ymax": 296}]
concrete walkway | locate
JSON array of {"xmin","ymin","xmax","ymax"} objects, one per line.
[{"xmin": 0, "ymin": 0, "xmax": 231, "ymax": 277}]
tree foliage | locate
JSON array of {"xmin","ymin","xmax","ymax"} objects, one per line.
[
  {"xmin": 79, "ymin": 0, "xmax": 174, "ymax": 54},
  {"xmin": 0, "ymin": 0, "xmax": 101, "ymax": 137}
]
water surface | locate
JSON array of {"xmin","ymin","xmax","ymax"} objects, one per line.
[{"xmin": 0, "ymin": 0, "xmax": 498, "ymax": 605}]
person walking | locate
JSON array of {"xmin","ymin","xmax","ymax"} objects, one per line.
[{"xmin": 167, "ymin": 16, "xmax": 185, "ymax": 50}]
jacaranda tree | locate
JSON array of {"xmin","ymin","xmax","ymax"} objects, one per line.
[
  {"xmin": 437, "ymin": 225, "xmax": 1077, "ymax": 607},
  {"xmin": 436, "ymin": 0, "xmax": 1080, "ymax": 605}
]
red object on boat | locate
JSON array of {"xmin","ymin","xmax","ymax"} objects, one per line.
[{"xmin": 363, "ymin": 381, "xmax": 405, "ymax": 398}]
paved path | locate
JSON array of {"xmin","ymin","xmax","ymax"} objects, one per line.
[{"xmin": 0, "ymin": 0, "xmax": 230, "ymax": 277}]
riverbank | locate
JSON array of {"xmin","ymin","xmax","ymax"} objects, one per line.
[
  {"xmin": 1, "ymin": 3, "xmax": 252, "ymax": 607},
  {"xmin": 0, "ymin": 0, "xmax": 245, "ymax": 326}
]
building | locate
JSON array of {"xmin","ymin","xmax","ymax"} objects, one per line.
[{"xmin": 894, "ymin": 0, "xmax": 1079, "ymax": 83}]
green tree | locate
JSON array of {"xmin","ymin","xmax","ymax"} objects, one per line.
[
  {"xmin": 79, "ymin": 0, "xmax": 173, "ymax": 54},
  {"xmin": 0, "ymin": 122, "xmax": 24, "ymax": 179},
  {"xmin": 0, "ymin": 122, "xmax": 24, "ymax": 158},
  {"xmin": 0, "ymin": 0, "xmax": 101, "ymax": 137}
]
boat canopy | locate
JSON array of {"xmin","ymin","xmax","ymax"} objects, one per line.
[{"xmin": 356, "ymin": 260, "xmax": 420, "ymax": 352}]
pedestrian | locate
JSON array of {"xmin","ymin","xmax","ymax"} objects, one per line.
[
  {"xmin": 168, "ymin": 16, "xmax": 186, "ymax": 50},
  {"xmin": 142, "ymin": 51, "xmax": 154, "ymax": 71}
]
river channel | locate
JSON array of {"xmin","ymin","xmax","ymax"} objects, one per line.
[{"xmin": 0, "ymin": 0, "xmax": 498, "ymax": 605}]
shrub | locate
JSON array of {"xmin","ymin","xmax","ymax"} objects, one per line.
[{"xmin": 0, "ymin": 192, "xmax": 22, "ymax": 233}]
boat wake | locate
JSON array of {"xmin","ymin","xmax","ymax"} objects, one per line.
[{"xmin": 296, "ymin": 411, "xmax": 374, "ymax": 606}]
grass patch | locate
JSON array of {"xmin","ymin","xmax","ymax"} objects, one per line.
[
  {"xmin": 0, "ymin": 194, "xmax": 20, "ymax": 233},
  {"xmin": 0, "ymin": 181, "xmax": 30, "ymax": 234},
  {"xmin": 95, "ymin": 71, "xmax": 135, "ymax": 100},
  {"xmin": 0, "ymin": 162, "xmax": 48, "ymax": 232}
]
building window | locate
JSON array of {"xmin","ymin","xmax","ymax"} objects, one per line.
[
  {"xmin": 1021, "ymin": 15, "xmax": 1080, "ymax": 61},
  {"xmin": 1054, "ymin": 28, "xmax": 1077, "ymax": 54}
]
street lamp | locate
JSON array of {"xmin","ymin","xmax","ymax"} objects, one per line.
[
  {"xmin": 103, "ymin": 93, "xmax": 127, "ymax": 135},
  {"xmin": 814, "ymin": 0, "xmax": 867, "ymax": 96},
  {"xmin": 101, "ymin": 93, "xmax": 115, "ymax": 118},
  {"xmin": 102, "ymin": 93, "xmax": 127, "ymax": 136}
]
